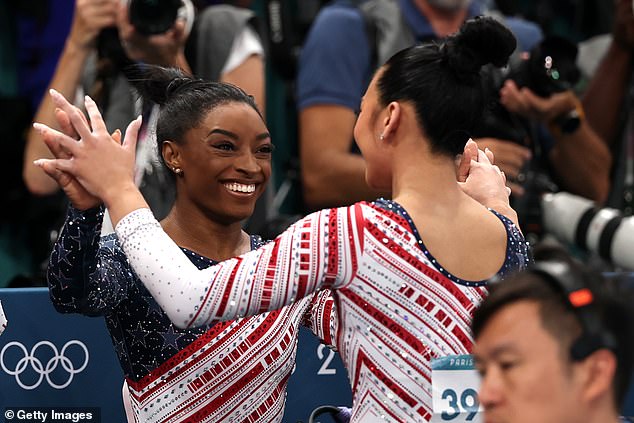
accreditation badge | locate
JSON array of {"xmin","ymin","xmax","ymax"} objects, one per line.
[{"xmin": 430, "ymin": 354, "xmax": 482, "ymax": 423}]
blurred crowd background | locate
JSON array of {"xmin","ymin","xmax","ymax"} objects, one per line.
[{"xmin": 0, "ymin": 0, "xmax": 630, "ymax": 288}]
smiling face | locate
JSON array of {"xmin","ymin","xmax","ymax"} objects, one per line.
[
  {"xmin": 167, "ymin": 101, "xmax": 272, "ymax": 224},
  {"xmin": 473, "ymin": 301, "xmax": 584, "ymax": 423}
]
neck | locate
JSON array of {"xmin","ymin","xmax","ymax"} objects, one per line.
[
  {"xmin": 160, "ymin": 199, "xmax": 250, "ymax": 262},
  {"xmin": 581, "ymin": 409, "xmax": 621, "ymax": 423},
  {"xmin": 414, "ymin": 0, "xmax": 469, "ymax": 37},
  {"xmin": 572, "ymin": 393, "xmax": 622, "ymax": 423},
  {"xmin": 391, "ymin": 138, "xmax": 465, "ymax": 211}
]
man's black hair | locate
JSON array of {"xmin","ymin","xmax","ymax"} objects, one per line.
[{"xmin": 472, "ymin": 245, "xmax": 634, "ymax": 408}]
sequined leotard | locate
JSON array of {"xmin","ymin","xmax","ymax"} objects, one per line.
[
  {"xmin": 47, "ymin": 206, "xmax": 337, "ymax": 423},
  {"xmin": 113, "ymin": 199, "xmax": 530, "ymax": 422},
  {"xmin": 114, "ymin": 199, "xmax": 530, "ymax": 422}
]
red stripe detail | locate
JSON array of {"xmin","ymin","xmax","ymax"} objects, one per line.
[
  {"xmin": 321, "ymin": 295, "xmax": 335, "ymax": 345},
  {"xmin": 353, "ymin": 349, "xmax": 419, "ymax": 409},
  {"xmin": 345, "ymin": 290, "xmax": 427, "ymax": 355},
  {"xmin": 154, "ymin": 311, "xmax": 293, "ymax": 421},
  {"xmin": 356, "ymin": 276, "xmax": 461, "ymax": 352},
  {"xmin": 260, "ymin": 242, "xmax": 281, "ymax": 311},
  {"xmin": 130, "ymin": 307, "xmax": 290, "ymax": 403},
  {"xmin": 215, "ymin": 257, "xmax": 243, "ymax": 318},
  {"xmin": 127, "ymin": 318, "xmax": 237, "ymax": 392},
  {"xmin": 324, "ymin": 208, "xmax": 339, "ymax": 288},
  {"xmin": 367, "ymin": 222, "xmax": 477, "ymax": 316},
  {"xmin": 181, "ymin": 314, "xmax": 296, "ymax": 422}
]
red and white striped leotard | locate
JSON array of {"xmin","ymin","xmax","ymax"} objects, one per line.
[{"xmin": 115, "ymin": 199, "xmax": 530, "ymax": 422}]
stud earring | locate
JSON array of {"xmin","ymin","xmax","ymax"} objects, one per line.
[
  {"xmin": 379, "ymin": 134, "xmax": 385, "ymax": 140},
  {"xmin": 174, "ymin": 168, "xmax": 183, "ymax": 175}
]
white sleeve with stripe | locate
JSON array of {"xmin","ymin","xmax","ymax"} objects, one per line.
[{"xmin": 115, "ymin": 205, "xmax": 365, "ymax": 328}]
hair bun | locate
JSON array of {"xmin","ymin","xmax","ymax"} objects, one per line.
[
  {"xmin": 126, "ymin": 65, "xmax": 191, "ymax": 106},
  {"xmin": 445, "ymin": 16, "xmax": 517, "ymax": 78}
]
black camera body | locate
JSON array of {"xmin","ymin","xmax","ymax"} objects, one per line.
[
  {"xmin": 476, "ymin": 35, "xmax": 582, "ymax": 143},
  {"xmin": 129, "ymin": 0, "xmax": 182, "ymax": 35},
  {"xmin": 508, "ymin": 36, "xmax": 580, "ymax": 98},
  {"xmin": 507, "ymin": 36, "xmax": 582, "ymax": 134}
]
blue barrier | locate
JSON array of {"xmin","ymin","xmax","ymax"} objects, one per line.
[
  {"xmin": 284, "ymin": 330, "xmax": 352, "ymax": 422},
  {"xmin": 0, "ymin": 288, "xmax": 125, "ymax": 422},
  {"xmin": 0, "ymin": 288, "xmax": 352, "ymax": 422},
  {"xmin": 2, "ymin": 288, "xmax": 630, "ymax": 421}
]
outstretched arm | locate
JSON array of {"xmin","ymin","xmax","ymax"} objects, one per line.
[{"xmin": 114, "ymin": 206, "xmax": 363, "ymax": 328}]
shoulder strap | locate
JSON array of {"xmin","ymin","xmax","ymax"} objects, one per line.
[
  {"xmin": 190, "ymin": 5, "xmax": 256, "ymax": 81},
  {"xmin": 358, "ymin": 0, "xmax": 415, "ymax": 69}
]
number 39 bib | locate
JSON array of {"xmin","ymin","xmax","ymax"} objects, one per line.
[{"xmin": 430, "ymin": 354, "xmax": 482, "ymax": 423}]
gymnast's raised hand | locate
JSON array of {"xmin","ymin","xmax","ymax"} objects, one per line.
[{"xmin": 34, "ymin": 89, "xmax": 147, "ymax": 224}]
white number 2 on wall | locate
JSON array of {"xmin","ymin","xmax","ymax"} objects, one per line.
[{"xmin": 317, "ymin": 344, "xmax": 337, "ymax": 375}]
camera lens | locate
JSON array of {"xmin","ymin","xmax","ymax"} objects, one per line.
[{"xmin": 129, "ymin": 0, "xmax": 182, "ymax": 35}]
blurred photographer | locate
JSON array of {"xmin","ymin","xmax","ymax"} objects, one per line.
[
  {"xmin": 582, "ymin": 0, "xmax": 634, "ymax": 214},
  {"xmin": 498, "ymin": 72, "xmax": 611, "ymax": 205},
  {"xmin": 470, "ymin": 36, "xmax": 611, "ymax": 242},
  {"xmin": 23, "ymin": 0, "xmax": 265, "ymax": 221}
]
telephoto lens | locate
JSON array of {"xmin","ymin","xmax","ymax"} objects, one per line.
[{"xmin": 128, "ymin": 0, "xmax": 182, "ymax": 35}]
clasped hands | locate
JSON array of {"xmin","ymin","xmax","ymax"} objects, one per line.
[{"xmin": 33, "ymin": 89, "xmax": 141, "ymax": 211}]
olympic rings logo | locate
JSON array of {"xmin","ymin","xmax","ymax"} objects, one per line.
[{"xmin": 0, "ymin": 340, "xmax": 89, "ymax": 390}]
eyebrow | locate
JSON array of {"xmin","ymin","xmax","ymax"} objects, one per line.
[
  {"xmin": 474, "ymin": 343, "xmax": 519, "ymax": 362},
  {"xmin": 256, "ymin": 132, "xmax": 271, "ymax": 141},
  {"xmin": 208, "ymin": 128, "xmax": 271, "ymax": 141},
  {"xmin": 208, "ymin": 128, "xmax": 238, "ymax": 139}
]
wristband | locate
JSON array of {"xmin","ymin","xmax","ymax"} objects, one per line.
[{"xmin": 549, "ymin": 97, "xmax": 585, "ymax": 136}]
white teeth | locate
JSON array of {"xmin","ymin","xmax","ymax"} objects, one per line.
[{"xmin": 224, "ymin": 183, "xmax": 256, "ymax": 193}]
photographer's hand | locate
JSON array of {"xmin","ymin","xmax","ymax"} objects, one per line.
[
  {"xmin": 67, "ymin": 0, "xmax": 119, "ymax": 50},
  {"xmin": 501, "ymin": 80, "xmax": 611, "ymax": 203},
  {"xmin": 117, "ymin": 3, "xmax": 192, "ymax": 73},
  {"xmin": 499, "ymin": 80, "xmax": 579, "ymax": 124}
]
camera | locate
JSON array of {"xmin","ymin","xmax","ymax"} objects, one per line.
[
  {"xmin": 542, "ymin": 192, "xmax": 634, "ymax": 271},
  {"xmin": 476, "ymin": 35, "xmax": 582, "ymax": 144},
  {"xmin": 506, "ymin": 35, "xmax": 582, "ymax": 133},
  {"xmin": 128, "ymin": 0, "xmax": 183, "ymax": 35}
]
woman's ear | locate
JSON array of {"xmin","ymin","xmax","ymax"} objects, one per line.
[
  {"xmin": 162, "ymin": 140, "xmax": 181, "ymax": 171},
  {"xmin": 381, "ymin": 101, "xmax": 402, "ymax": 142}
]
